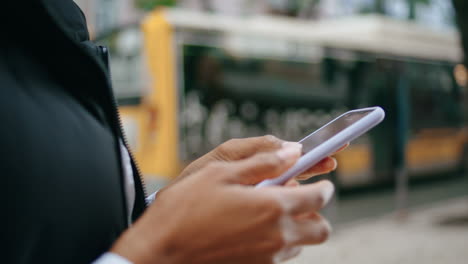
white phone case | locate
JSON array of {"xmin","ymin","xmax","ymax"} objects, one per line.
[{"xmin": 256, "ymin": 107, "xmax": 385, "ymax": 188}]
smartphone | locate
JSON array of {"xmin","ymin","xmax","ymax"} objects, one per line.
[{"xmin": 256, "ymin": 106, "xmax": 385, "ymax": 188}]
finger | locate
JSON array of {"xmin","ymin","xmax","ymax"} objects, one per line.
[
  {"xmin": 295, "ymin": 157, "xmax": 337, "ymax": 181},
  {"xmin": 293, "ymin": 210, "xmax": 320, "ymax": 221},
  {"xmin": 284, "ymin": 179, "xmax": 300, "ymax": 187},
  {"xmin": 214, "ymin": 135, "xmax": 286, "ymax": 161},
  {"xmin": 274, "ymin": 180, "xmax": 335, "ymax": 215},
  {"xmin": 332, "ymin": 143, "xmax": 349, "ymax": 155},
  {"xmin": 294, "ymin": 143, "xmax": 347, "ymax": 181},
  {"xmin": 283, "ymin": 213, "xmax": 332, "ymax": 246},
  {"xmin": 224, "ymin": 144, "xmax": 302, "ymax": 185},
  {"xmin": 273, "ymin": 246, "xmax": 302, "ymax": 263}
]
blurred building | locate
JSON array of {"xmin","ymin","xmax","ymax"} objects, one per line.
[
  {"xmin": 74, "ymin": 0, "xmax": 143, "ymax": 36},
  {"xmin": 74, "ymin": 0, "xmax": 455, "ymax": 36},
  {"xmin": 82, "ymin": 0, "xmax": 461, "ymax": 182}
]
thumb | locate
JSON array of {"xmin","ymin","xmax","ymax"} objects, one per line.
[
  {"xmin": 225, "ymin": 143, "xmax": 302, "ymax": 185},
  {"xmin": 213, "ymin": 135, "xmax": 285, "ymax": 162}
]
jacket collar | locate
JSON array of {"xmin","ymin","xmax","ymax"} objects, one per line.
[{"xmin": 42, "ymin": 0, "xmax": 91, "ymax": 43}]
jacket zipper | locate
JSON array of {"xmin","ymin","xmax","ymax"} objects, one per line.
[
  {"xmin": 100, "ymin": 46, "xmax": 148, "ymax": 209},
  {"xmin": 112, "ymin": 91, "xmax": 149, "ymax": 203}
]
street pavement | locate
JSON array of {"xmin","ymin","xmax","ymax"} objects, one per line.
[{"xmin": 286, "ymin": 197, "xmax": 468, "ymax": 264}]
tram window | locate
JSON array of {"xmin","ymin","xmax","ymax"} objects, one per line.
[
  {"xmin": 181, "ymin": 44, "xmax": 351, "ymax": 159},
  {"xmin": 408, "ymin": 62, "xmax": 462, "ymax": 129},
  {"xmin": 182, "ymin": 45, "xmax": 348, "ymax": 109}
]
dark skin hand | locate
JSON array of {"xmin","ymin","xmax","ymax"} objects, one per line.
[
  {"xmin": 112, "ymin": 144, "xmax": 336, "ymax": 264},
  {"xmin": 111, "ymin": 135, "xmax": 348, "ymax": 264},
  {"xmin": 164, "ymin": 135, "xmax": 347, "ymax": 191}
]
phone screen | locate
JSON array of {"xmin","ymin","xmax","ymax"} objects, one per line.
[{"xmin": 299, "ymin": 110, "xmax": 373, "ymax": 153}]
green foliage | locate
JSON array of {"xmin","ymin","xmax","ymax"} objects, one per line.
[{"xmin": 135, "ymin": 0, "xmax": 176, "ymax": 11}]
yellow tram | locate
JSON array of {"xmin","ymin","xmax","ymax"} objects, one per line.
[{"xmin": 103, "ymin": 8, "xmax": 465, "ymax": 188}]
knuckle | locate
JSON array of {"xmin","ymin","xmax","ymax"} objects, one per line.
[
  {"xmin": 315, "ymin": 223, "xmax": 331, "ymax": 244},
  {"xmin": 295, "ymin": 195, "xmax": 310, "ymax": 210},
  {"xmin": 227, "ymin": 138, "xmax": 241, "ymax": 145},
  {"xmin": 313, "ymin": 194, "xmax": 326, "ymax": 208},
  {"xmin": 302, "ymin": 222, "xmax": 330, "ymax": 245},
  {"xmin": 217, "ymin": 139, "xmax": 237, "ymax": 153},
  {"xmin": 204, "ymin": 162, "xmax": 226, "ymax": 174},
  {"xmin": 260, "ymin": 197, "xmax": 284, "ymax": 220},
  {"xmin": 261, "ymin": 154, "xmax": 281, "ymax": 169},
  {"xmin": 262, "ymin": 135, "xmax": 280, "ymax": 146}
]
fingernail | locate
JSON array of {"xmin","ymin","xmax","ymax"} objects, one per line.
[
  {"xmin": 321, "ymin": 182, "xmax": 335, "ymax": 205},
  {"xmin": 328, "ymin": 157, "xmax": 338, "ymax": 171},
  {"xmin": 277, "ymin": 144, "xmax": 302, "ymax": 162}
]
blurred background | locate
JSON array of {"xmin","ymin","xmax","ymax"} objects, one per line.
[{"xmin": 75, "ymin": 0, "xmax": 467, "ymax": 263}]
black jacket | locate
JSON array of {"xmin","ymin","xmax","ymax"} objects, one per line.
[{"xmin": 1, "ymin": 1, "xmax": 146, "ymax": 263}]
